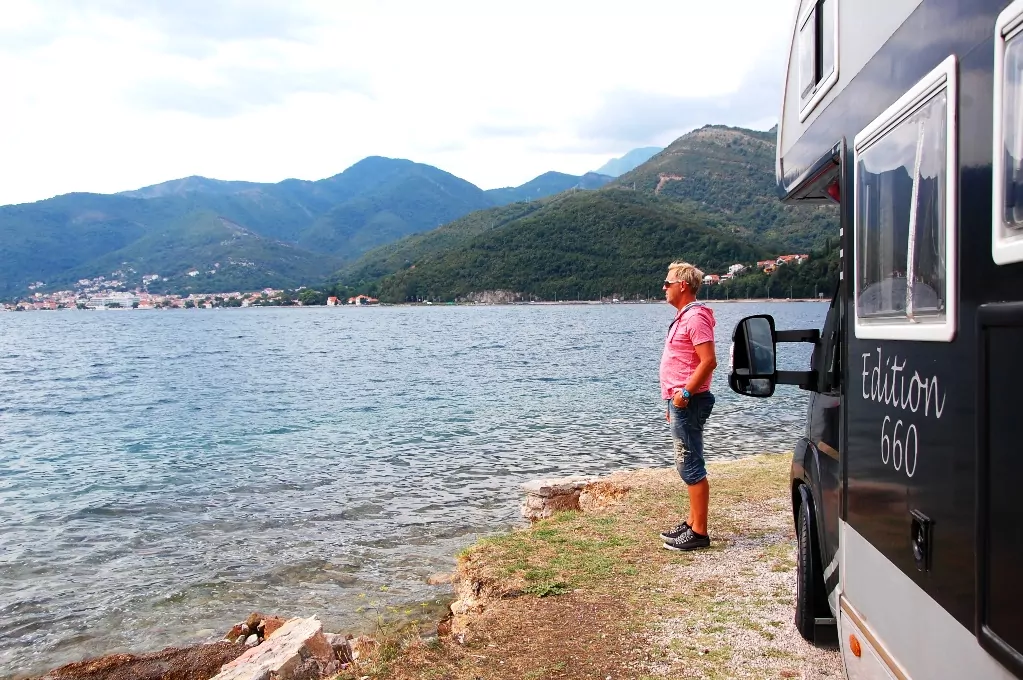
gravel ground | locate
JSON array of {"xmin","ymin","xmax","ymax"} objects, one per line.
[{"xmin": 645, "ymin": 504, "xmax": 844, "ymax": 678}]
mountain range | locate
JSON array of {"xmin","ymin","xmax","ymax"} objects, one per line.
[
  {"xmin": 0, "ymin": 131, "xmax": 838, "ymax": 300},
  {"xmin": 0, "ymin": 159, "xmax": 616, "ymax": 296}
]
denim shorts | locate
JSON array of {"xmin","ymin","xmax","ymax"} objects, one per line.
[{"xmin": 668, "ymin": 392, "xmax": 715, "ymax": 485}]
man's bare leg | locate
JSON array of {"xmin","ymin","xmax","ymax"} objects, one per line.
[{"xmin": 687, "ymin": 478, "xmax": 710, "ymax": 535}]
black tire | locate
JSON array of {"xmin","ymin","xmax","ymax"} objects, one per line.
[{"xmin": 795, "ymin": 497, "xmax": 825, "ymax": 642}]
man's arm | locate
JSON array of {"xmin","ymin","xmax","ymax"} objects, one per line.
[
  {"xmin": 672, "ymin": 341, "xmax": 717, "ymax": 407},
  {"xmin": 688, "ymin": 342, "xmax": 717, "ymax": 392}
]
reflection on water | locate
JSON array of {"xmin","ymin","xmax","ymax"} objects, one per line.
[{"xmin": 0, "ymin": 301, "xmax": 825, "ymax": 677}]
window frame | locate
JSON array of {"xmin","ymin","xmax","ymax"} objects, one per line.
[
  {"xmin": 797, "ymin": 0, "xmax": 840, "ymax": 123},
  {"xmin": 992, "ymin": 0, "xmax": 1023, "ymax": 265},
  {"xmin": 852, "ymin": 55, "xmax": 958, "ymax": 342}
]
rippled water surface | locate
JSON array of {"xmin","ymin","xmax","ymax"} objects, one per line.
[{"xmin": 0, "ymin": 302, "xmax": 826, "ymax": 677}]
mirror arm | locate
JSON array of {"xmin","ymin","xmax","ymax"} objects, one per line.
[
  {"xmin": 774, "ymin": 329, "xmax": 820, "ymax": 343},
  {"xmin": 776, "ymin": 370, "xmax": 819, "ymax": 391}
]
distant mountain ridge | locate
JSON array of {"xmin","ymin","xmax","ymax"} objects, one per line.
[
  {"xmin": 119, "ymin": 176, "xmax": 266, "ymax": 199},
  {"xmin": 485, "ymin": 171, "xmax": 613, "ymax": 205},
  {"xmin": 0, "ymin": 158, "xmax": 614, "ymax": 297},
  {"xmin": 592, "ymin": 147, "xmax": 663, "ymax": 177}
]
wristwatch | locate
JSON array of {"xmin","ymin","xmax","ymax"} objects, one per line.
[{"xmin": 681, "ymin": 388, "xmax": 691, "ymax": 400}]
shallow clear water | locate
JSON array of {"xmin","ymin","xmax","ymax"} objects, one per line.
[{"xmin": 0, "ymin": 301, "xmax": 826, "ymax": 677}]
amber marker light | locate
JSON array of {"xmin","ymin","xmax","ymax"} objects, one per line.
[{"xmin": 849, "ymin": 635, "xmax": 862, "ymax": 657}]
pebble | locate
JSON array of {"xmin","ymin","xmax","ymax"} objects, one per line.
[
  {"xmin": 244, "ymin": 634, "xmax": 259, "ymax": 646},
  {"xmin": 426, "ymin": 572, "xmax": 454, "ymax": 585}
]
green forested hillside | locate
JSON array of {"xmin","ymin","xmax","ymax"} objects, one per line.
[
  {"xmin": 340, "ymin": 199, "xmax": 555, "ymax": 291},
  {"xmin": 614, "ymin": 125, "xmax": 837, "ymax": 251},
  {"xmin": 350, "ymin": 189, "xmax": 766, "ymax": 302},
  {"xmin": 0, "ymin": 194, "xmax": 174, "ymax": 294},
  {"xmin": 335, "ymin": 125, "xmax": 839, "ymax": 302},
  {"xmin": 61, "ymin": 211, "xmax": 341, "ymax": 293}
]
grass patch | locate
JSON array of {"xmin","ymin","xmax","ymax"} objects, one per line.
[
  {"xmin": 354, "ymin": 454, "xmax": 839, "ymax": 680},
  {"xmin": 523, "ymin": 581, "xmax": 570, "ymax": 597}
]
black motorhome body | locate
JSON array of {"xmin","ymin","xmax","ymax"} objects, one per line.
[{"xmin": 729, "ymin": 1, "xmax": 1023, "ymax": 677}]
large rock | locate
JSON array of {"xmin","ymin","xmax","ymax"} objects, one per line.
[
  {"xmin": 211, "ymin": 617, "xmax": 338, "ymax": 680},
  {"xmin": 520, "ymin": 476, "xmax": 595, "ymax": 521}
]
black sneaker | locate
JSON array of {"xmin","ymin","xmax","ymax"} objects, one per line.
[
  {"xmin": 659, "ymin": 521, "xmax": 690, "ymax": 541},
  {"xmin": 662, "ymin": 527, "xmax": 711, "ymax": 551}
]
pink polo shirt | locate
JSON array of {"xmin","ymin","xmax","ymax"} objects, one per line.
[{"xmin": 659, "ymin": 303, "xmax": 716, "ymax": 399}]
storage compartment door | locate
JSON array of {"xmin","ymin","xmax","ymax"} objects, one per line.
[{"xmin": 978, "ymin": 303, "xmax": 1023, "ymax": 677}]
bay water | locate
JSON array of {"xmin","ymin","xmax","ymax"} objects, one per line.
[{"xmin": 0, "ymin": 301, "xmax": 826, "ymax": 677}]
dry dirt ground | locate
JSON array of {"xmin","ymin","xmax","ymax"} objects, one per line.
[{"xmin": 338, "ymin": 454, "xmax": 844, "ymax": 680}]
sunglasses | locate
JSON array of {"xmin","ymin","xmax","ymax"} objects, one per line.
[{"xmin": 663, "ymin": 279, "xmax": 685, "ymax": 287}]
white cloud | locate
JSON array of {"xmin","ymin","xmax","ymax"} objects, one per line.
[{"xmin": 0, "ymin": 0, "xmax": 792, "ymax": 205}]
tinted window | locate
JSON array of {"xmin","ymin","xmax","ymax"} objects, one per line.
[{"xmin": 856, "ymin": 91, "xmax": 947, "ymax": 321}]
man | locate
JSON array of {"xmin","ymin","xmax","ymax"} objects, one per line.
[{"xmin": 658, "ymin": 261, "xmax": 717, "ymax": 551}]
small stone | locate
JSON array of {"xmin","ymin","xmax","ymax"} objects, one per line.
[
  {"xmin": 244, "ymin": 634, "xmax": 259, "ymax": 646},
  {"xmin": 436, "ymin": 614, "xmax": 453, "ymax": 637},
  {"xmin": 324, "ymin": 632, "xmax": 354, "ymax": 663},
  {"xmin": 262, "ymin": 615, "xmax": 288, "ymax": 639},
  {"xmin": 426, "ymin": 572, "xmax": 455, "ymax": 585},
  {"xmin": 224, "ymin": 623, "xmax": 246, "ymax": 642}
]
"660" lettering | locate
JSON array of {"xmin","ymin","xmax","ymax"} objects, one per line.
[{"xmin": 881, "ymin": 416, "xmax": 918, "ymax": 478}]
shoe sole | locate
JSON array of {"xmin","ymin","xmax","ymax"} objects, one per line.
[{"xmin": 661, "ymin": 540, "xmax": 711, "ymax": 552}]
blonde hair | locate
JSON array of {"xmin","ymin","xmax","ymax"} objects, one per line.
[{"xmin": 668, "ymin": 261, "xmax": 704, "ymax": 294}]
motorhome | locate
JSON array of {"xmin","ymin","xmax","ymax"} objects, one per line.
[{"xmin": 728, "ymin": 1, "xmax": 1023, "ymax": 677}]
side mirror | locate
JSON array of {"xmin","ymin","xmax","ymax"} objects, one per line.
[
  {"xmin": 729, "ymin": 315, "xmax": 822, "ymax": 397},
  {"xmin": 729, "ymin": 315, "xmax": 778, "ymax": 397}
]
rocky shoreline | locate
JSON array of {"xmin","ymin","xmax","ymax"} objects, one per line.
[{"xmin": 24, "ymin": 454, "xmax": 842, "ymax": 680}]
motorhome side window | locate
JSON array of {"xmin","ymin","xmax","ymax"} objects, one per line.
[
  {"xmin": 853, "ymin": 57, "xmax": 957, "ymax": 342},
  {"xmin": 797, "ymin": 0, "xmax": 837, "ymax": 120},
  {"xmin": 993, "ymin": 4, "xmax": 1023, "ymax": 263}
]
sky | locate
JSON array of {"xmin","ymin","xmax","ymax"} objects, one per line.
[{"xmin": 0, "ymin": 0, "xmax": 794, "ymax": 206}]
